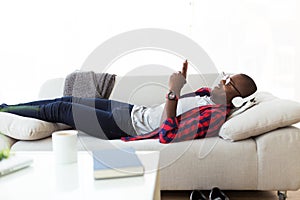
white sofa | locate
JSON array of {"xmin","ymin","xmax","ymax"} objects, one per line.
[{"xmin": 1, "ymin": 74, "xmax": 300, "ymax": 199}]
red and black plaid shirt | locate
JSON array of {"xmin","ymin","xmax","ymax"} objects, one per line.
[{"xmin": 121, "ymin": 88, "xmax": 232, "ymax": 144}]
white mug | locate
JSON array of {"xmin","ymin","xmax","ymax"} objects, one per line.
[{"xmin": 52, "ymin": 130, "xmax": 78, "ymax": 164}]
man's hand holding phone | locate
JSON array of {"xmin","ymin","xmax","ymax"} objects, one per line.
[{"xmin": 169, "ymin": 60, "xmax": 188, "ymax": 94}]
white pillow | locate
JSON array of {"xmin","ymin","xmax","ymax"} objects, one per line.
[
  {"xmin": 219, "ymin": 92, "xmax": 300, "ymax": 141},
  {"xmin": 0, "ymin": 112, "xmax": 70, "ymax": 140}
]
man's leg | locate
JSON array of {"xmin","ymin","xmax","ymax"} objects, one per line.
[
  {"xmin": 69, "ymin": 97, "xmax": 133, "ymax": 113},
  {"xmin": 1, "ymin": 97, "xmax": 74, "ymax": 107},
  {"xmin": 1, "ymin": 101, "xmax": 134, "ymax": 139},
  {"xmin": 1, "ymin": 97, "xmax": 132, "ymax": 113},
  {"xmin": 38, "ymin": 101, "xmax": 135, "ymax": 139}
]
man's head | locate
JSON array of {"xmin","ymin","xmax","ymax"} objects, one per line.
[{"xmin": 211, "ymin": 73, "xmax": 257, "ymax": 106}]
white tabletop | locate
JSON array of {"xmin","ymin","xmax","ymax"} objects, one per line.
[{"xmin": 0, "ymin": 151, "xmax": 160, "ymax": 200}]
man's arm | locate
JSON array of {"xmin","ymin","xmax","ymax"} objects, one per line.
[
  {"xmin": 160, "ymin": 60, "xmax": 188, "ymax": 124},
  {"xmin": 180, "ymin": 92, "xmax": 196, "ymax": 98}
]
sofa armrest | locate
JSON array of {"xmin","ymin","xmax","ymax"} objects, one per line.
[{"xmin": 255, "ymin": 126, "xmax": 300, "ymax": 190}]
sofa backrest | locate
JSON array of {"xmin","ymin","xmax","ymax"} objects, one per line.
[
  {"xmin": 110, "ymin": 74, "xmax": 218, "ymax": 106},
  {"xmin": 38, "ymin": 78, "xmax": 65, "ymax": 100},
  {"xmin": 38, "ymin": 74, "xmax": 219, "ymax": 106}
]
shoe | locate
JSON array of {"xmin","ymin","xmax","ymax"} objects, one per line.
[
  {"xmin": 190, "ymin": 190, "xmax": 207, "ymax": 200},
  {"xmin": 0, "ymin": 103, "xmax": 7, "ymax": 108},
  {"xmin": 209, "ymin": 187, "xmax": 229, "ymax": 200}
]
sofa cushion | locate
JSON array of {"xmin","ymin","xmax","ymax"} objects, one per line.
[
  {"xmin": 0, "ymin": 112, "xmax": 70, "ymax": 140},
  {"xmin": 219, "ymin": 92, "xmax": 300, "ymax": 141}
]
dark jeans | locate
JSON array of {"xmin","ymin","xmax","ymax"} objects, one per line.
[{"xmin": 1, "ymin": 97, "xmax": 136, "ymax": 139}]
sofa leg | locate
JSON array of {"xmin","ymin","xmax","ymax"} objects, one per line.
[{"xmin": 277, "ymin": 191, "xmax": 287, "ymax": 200}]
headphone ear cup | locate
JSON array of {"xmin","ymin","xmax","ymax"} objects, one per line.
[{"xmin": 232, "ymin": 96, "xmax": 244, "ymax": 107}]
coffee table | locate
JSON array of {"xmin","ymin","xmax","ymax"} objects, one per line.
[{"xmin": 0, "ymin": 151, "xmax": 160, "ymax": 200}]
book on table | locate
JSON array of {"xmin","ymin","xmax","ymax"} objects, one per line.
[
  {"xmin": 92, "ymin": 147, "xmax": 144, "ymax": 179},
  {"xmin": 0, "ymin": 155, "xmax": 33, "ymax": 177}
]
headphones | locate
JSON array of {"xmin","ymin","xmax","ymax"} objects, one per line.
[{"xmin": 232, "ymin": 92, "xmax": 257, "ymax": 108}]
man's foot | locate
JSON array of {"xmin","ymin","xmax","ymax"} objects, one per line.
[{"xmin": 0, "ymin": 103, "xmax": 8, "ymax": 111}]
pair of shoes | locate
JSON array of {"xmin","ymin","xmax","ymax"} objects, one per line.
[
  {"xmin": 209, "ymin": 187, "xmax": 229, "ymax": 200},
  {"xmin": 190, "ymin": 187, "xmax": 229, "ymax": 200},
  {"xmin": 190, "ymin": 190, "xmax": 207, "ymax": 200}
]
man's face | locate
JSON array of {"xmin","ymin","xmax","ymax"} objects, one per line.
[{"xmin": 211, "ymin": 73, "xmax": 243, "ymax": 105}]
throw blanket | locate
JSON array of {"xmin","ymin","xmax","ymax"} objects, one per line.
[{"xmin": 63, "ymin": 71, "xmax": 116, "ymax": 99}]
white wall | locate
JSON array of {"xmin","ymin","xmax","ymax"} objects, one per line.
[{"xmin": 0, "ymin": 0, "xmax": 299, "ymax": 103}]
